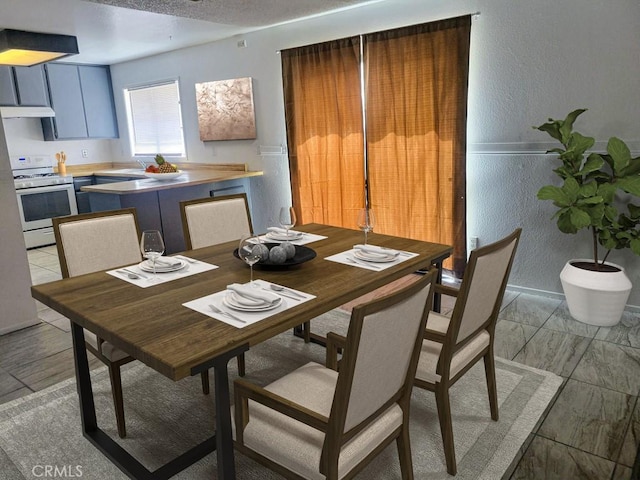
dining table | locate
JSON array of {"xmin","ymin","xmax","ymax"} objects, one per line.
[{"xmin": 30, "ymin": 223, "xmax": 451, "ymax": 480}]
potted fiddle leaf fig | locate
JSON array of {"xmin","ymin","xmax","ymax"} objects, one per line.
[{"xmin": 535, "ymin": 108, "xmax": 640, "ymax": 326}]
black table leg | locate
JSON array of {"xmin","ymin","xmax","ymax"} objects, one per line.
[{"xmin": 71, "ymin": 322, "xmax": 244, "ymax": 479}]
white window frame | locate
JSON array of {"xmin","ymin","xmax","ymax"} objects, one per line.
[{"xmin": 123, "ymin": 79, "xmax": 186, "ymax": 158}]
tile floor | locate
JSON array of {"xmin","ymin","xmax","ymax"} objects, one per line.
[{"xmin": 0, "ymin": 245, "xmax": 639, "ymax": 479}]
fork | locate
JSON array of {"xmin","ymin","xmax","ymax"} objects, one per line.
[{"xmin": 209, "ymin": 303, "xmax": 246, "ymax": 323}]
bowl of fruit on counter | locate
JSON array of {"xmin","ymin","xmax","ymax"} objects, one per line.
[{"xmin": 144, "ymin": 154, "xmax": 183, "ymax": 180}]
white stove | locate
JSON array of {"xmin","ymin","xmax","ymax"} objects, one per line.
[
  {"xmin": 10, "ymin": 155, "xmax": 78, "ymax": 249},
  {"xmin": 11, "ymin": 155, "xmax": 73, "ymax": 190}
]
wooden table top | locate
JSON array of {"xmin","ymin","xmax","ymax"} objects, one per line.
[{"xmin": 31, "ymin": 224, "xmax": 451, "ymax": 381}]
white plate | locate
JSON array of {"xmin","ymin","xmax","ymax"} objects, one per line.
[
  {"xmin": 353, "ymin": 249, "xmax": 398, "ymax": 263},
  {"xmin": 266, "ymin": 231, "xmax": 303, "ymax": 241},
  {"xmin": 223, "ymin": 293, "xmax": 282, "ymax": 311},
  {"xmin": 144, "ymin": 171, "xmax": 182, "ymax": 180},
  {"xmin": 138, "ymin": 259, "xmax": 186, "ymax": 273}
]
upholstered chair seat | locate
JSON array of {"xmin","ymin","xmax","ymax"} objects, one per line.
[
  {"xmin": 413, "ymin": 228, "xmax": 521, "ymax": 476},
  {"xmin": 233, "ymin": 269, "xmax": 438, "ymax": 480}
]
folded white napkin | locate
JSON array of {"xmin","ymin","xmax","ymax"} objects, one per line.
[
  {"xmin": 267, "ymin": 227, "xmax": 301, "ymax": 236},
  {"xmin": 154, "ymin": 256, "xmax": 182, "ymax": 267},
  {"xmin": 227, "ymin": 283, "xmax": 279, "ymax": 305},
  {"xmin": 353, "ymin": 244, "xmax": 399, "ymax": 257}
]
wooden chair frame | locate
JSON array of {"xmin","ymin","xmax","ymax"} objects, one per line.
[
  {"xmin": 414, "ymin": 228, "xmax": 521, "ymax": 475},
  {"xmin": 179, "ymin": 193, "xmax": 254, "ymax": 250},
  {"xmin": 179, "ymin": 194, "xmax": 255, "ymax": 376},
  {"xmin": 234, "ymin": 269, "xmax": 438, "ymax": 480},
  {"xmin": 53, "ymin": 208, "xmax": 210, "ymax": 438}
]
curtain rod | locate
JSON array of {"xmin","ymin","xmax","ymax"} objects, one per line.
[{"xmin": 276, "ymin": 11, "xmax": 481, "ymax": 54}]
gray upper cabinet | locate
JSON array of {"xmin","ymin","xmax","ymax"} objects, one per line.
[
  {"xmin": 0, "ymin": 65, "xmax": 49, "ymax": 106},
  {"xmin": 78, "ymin": 66, "xmax": 118, "ymax": 138},
  {"xmin": 0, "ymin": 67, "xmax": 18, "ymax": 105},
  {"xmin": 43, "ymin": 63, "xmax": 87, "ymax": 139},
  {"xmin": 42, "ymin": 63, "xmax": 119, "ymax": 141}
]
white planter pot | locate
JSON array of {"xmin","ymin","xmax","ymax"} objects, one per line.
[{"xmin": 560, "ymin": 259, "xmax": 632, "ymax": 327}]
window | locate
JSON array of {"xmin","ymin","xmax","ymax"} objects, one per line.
[{"xmin": 124, "ymin": 80, "xmax": 185, "ymax": 157}]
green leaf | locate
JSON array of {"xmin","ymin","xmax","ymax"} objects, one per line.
[
  {"xmin": 569, "ymin": 207, "xmax": 591, "ymax": 229},
  {"xmin": 581, "ymin": 154, "xmax": 604, "ymax": 176},
  {"xmin": 587, "ymin": 203, "xmax": 605, "ymax": 225},
  {"xmin": 616, "ymin": 176, "xmax": 640, "ymax": 196},
  {"xmin": 538, "ymin": 185, "xmax": 570, "ymax": 205},
  {"xmin": 576, "ymin": 196, "xmax": 602, "ymax": 205},
  {"xmin": 578, "ymin": 181, "xmax": 598, "ymax": 197},
  {"xmin": 562, "ymin": 177, "xmax": 580, "ymax": 202},
  {"xmin": 536, "ymin": 121, "xmax": 562, "ymax": 143},
  {"xmin": 631, "ymin": 238, "xmax": 640, "ymax": 256},
  {"xmin": 557, "ymin": 211, "xmax": 579, "ymax": 233},
  {"xmin": 604, "ymin": 205, "xmax": 619, "ymax": 222},
  {"xmin": 559, "ymin": 109, "xmax": 588, "ymax": 143},
  {"xmin": 567, "ymin": 132, "xmax": 595, "ymax": 158},
  {"xmin": 628, "ymin": 204, "xmax": 640, "ymax": 220},
  {"xmin": 607, "ymin": 137, "xmax": 631, "ymax": 174},
  {"xmin": 597, "ymin": 183, "xmax": 617, "ymax": 203}
]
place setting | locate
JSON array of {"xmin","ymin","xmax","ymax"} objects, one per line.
[
  {"xmin": 325, "ymin": 208, "xmax": 418, "ymax": 270},
  {"xmin": 183, "ymin": 279, "xmax": 315, "ymax": 328},
  {"xmin": 256, "ymin": 206, "xmax": 327, "ymax": 246},
  {"xmin": 107, "ymin": 229, "xmax": 218, "ymax": 287}
]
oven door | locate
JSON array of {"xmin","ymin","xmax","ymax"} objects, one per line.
[{"xmin": 16, "ymin": 183, "xmax": 79, "ymax": 232}]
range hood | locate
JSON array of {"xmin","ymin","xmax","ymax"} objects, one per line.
[{"xmin": 0, "ymin": 106, "xmax": 55, "ymax": 118}]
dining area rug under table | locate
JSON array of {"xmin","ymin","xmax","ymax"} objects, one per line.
[{"xmin": 0, "ymin": 309, "xmax": 562, "ymax": 480}]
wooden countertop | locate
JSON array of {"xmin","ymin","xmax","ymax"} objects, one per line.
[{"xmin": 78, "ymin": 165, "xmax": 262, "ymax": 195}]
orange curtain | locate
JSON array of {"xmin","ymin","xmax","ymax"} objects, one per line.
[
  {"xmin": 365, "ymin": 17, "xmax": 471, "ymax": 275},
  {"xmin": 281, "ymin": 38, "xmax": 365, "ymax": 228}
]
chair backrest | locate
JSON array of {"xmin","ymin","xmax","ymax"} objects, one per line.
[
  {"xmin": 53, "ymin": 208, "xmax": 142, "ymax": 278},
  {"xmin": 326, "ymin": 269, "xmax": 437, "ymax": 449},
  {"xmin": 180, "ymin": 194, "xmax": 253, "ymax": 249},
  {"xmin": 449, "ymin": 228, "xmax": 521, "ymax": 346}
]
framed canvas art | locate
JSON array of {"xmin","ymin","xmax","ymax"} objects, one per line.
[{"xmin": 195, "ymin": 77, "xmax": 257, "ymax": 141}]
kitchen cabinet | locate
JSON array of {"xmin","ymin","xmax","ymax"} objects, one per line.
[
  {"xmin": 73, "ymin": 176, "xmax": 94, "ymax": 214},
  {"xmin": 0, "ymin": 65, "xmax": 49, "ymax": 106},
  {"xmin": 41, "ymin": 64, "xmax": 118, "ymax": 141}
]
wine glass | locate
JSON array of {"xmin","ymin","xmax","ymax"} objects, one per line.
[
  {"xmin": 279, "ymin": 206, "xmax": 297, "ymax": 238},
  {"xmin": 356, "ymin": 208, "xmax": 376, "ymax": 244},
  {"xmin": 238, "ymin": 235, "xmax": 263, "ymax": 283},
  {"xmin": 140, "ymin": 230, "xmax": 165, "ymax": 282}
]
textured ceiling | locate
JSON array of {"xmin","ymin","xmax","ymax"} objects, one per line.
[
  {"xmin": 0, "ymin": 0, "xmax": 382, "ymax": 64},
  {"xmin": 84, "ymin": 0, "xmax": 374, "ymax": 27}
]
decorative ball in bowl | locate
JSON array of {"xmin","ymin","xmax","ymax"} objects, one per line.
[
  {"xmin": 233, "ymin": 242, "xmax": 316, "ymax": 269},
  {"xmin": 144, "ymin": 171, "xmax": 183, "ymax": 180}
]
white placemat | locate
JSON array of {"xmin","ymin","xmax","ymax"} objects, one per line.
[
  {"xmin": 107, "ymin": 255, "xmax": 218, "ymax": 288},
  {"xmin": 183, "ymin": 279, "xmax": 316, "ymax": 328},
  {"xmin": 325, "ymin": 247, "xmax": 418, "ymax": 271}
]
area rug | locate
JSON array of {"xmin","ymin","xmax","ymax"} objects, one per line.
[{"xmin": 0, "ymin": 309, "xmax": 562, "ymax": 479}]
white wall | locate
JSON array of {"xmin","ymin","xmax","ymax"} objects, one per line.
[
  {"xmin": 2, "ymin": 117, "xmax": 116, "ymax": 165},
  {"xmin": 0, "ymin": 122, "xmax": 38, "ymax": 334}
]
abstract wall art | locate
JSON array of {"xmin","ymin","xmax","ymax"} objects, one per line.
[{"xmin": 195, "ymin": 77, "xmax": 257, "ymax": 141}]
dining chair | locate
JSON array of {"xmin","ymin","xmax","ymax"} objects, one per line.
[
  {"xmin": 53, "ymin": 208, "xmax": 211, "ymax": 438},
  {"xmin": 180, "ymin": 194, "xmax": 253, "ymax": 376},
  {"xmin": 233, "ymin": 268, "xmax": 438, "ymax": 480},
  {"xmin": 413, "ymin": 228, "xmax": 522, "ymax": 475},
  {"xmin": 179, "ymin": 193, "xmax": 253, "ymax": 250}
]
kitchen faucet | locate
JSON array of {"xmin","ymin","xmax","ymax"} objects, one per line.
[{"xmin": 136, "ymin": 158, "xmax": 146, "ymax": 170}]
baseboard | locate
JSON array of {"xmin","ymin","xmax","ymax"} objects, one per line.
[{"xmin": 506, "ymin": 284, "xmax": 640, "ymax": 314}]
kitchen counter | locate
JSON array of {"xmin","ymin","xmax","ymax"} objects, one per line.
[
  {"xmin": 81, "ymin": 169, "xmax": 262, "ymax": 194},
  {"xmin": 77, "ymin": 163, "xmax": 262, "ymax": 253}
]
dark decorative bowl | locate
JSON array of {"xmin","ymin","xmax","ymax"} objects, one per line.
[{"xmin": 233, "ymin": 243, "xmax": 317, "ymax": 270}]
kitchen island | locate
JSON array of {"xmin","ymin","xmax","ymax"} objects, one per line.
[{"xmin": 81, "ymin": 166, "xmax": 262, "ymax": 253}]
